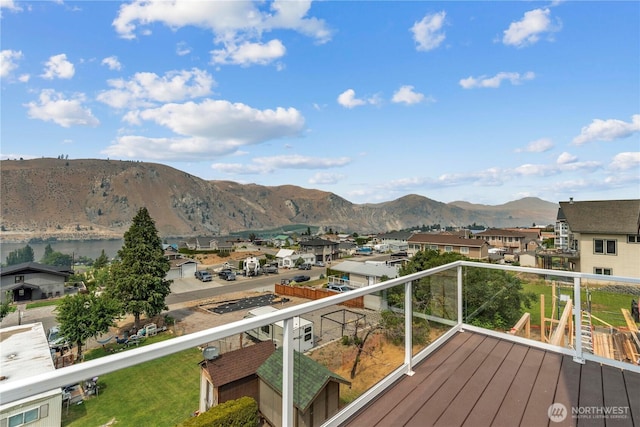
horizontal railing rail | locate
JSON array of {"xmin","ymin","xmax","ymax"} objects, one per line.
[{"xmin": 1, "ymin": 261, "xmax": 638, "ymax": 426}]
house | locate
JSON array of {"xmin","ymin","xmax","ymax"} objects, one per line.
[
  {"xmin": 0, "ymin": 262, "xmax": 71, "ymax": 303},
  {"xmin": 257, "ymin": 348, "xmax": 350, "ymax": 427},
  {"xmin": 329, "ymin": 260, "xmax": 399, "ymax": 288},
  {"xmin": 553, "ymin": 198, "xmax": 640, "ymax": 278},
  {"xmin": 374, "ymin": 231, "xmax": 412, "ymax": 252},
  {"xmin": 407, "ymin": 234, "xmax": 490, "ymax": 260},
  {"xmin": 198, "ymin": 341, "xmax": 275, "ymax": 414},
  {"xmin": 273, "ymin": 235, "xmax": 293, "ymax": 247},
  {"xmin": 298, "ymin": 238, "xmax": 340, "ymax": 264},
  {"xmin": 274, "ymin": 249, "xmax": 314, "ymax": 269},
  {"xmin": 473, "ymin": 228, "xmax": 539, "ymax": 253},
  {"xmin": 164, "ymin": 250, "xmax": 197, "ymax": 279},
  {"xmin": 0, "ymin": 323, "xmax": 63, "ymax": 427}
]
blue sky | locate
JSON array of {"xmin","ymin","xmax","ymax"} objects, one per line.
[{"xmin": 1, "ymin": 1, "xmax": 639, "ymax": 206}]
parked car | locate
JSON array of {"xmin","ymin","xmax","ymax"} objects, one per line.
[
  {"xmin": 263, "ymin": 265, "xmax": 279, "ymax": 274},
  {"xmin": 315, "ymin": 261, "xmax": 325, "ymax": 267},
  {"xmin": 218, "ymin": 269, "xmax": 233, "ymax": 278},
  {"xmin": 195, "ymin": 270, "xmax": 212, "ymax": 282},
  {"xmin": 48, "ymin": 326, "xmax": 70, "ymax": 351},
  {"xmin": 292, "ymin": 275, "xmax": 310, "ymax": 282},
  {"xmin": 224, "ymin": 272, "xmax": 237, "ymax": 281},
  {"xmin": 298, "ymin": 263, "xmax": 312, "ymax": 270},
  {"xmin": 327, "ymin": 284, "xmax": 353, "ymax": 293}
]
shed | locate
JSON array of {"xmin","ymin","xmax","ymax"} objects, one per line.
[
  {"xmin": 257, "ymin": 349, "xmax": 350, "ymax": 427},
  {"xmin": 198, "ymin": 341, "xmax": 275, "ymax": 413}
]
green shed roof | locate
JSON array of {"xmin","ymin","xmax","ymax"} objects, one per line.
[{"xmin": 256, "ymin": 348, "xmax": 350, "ymax": 412}]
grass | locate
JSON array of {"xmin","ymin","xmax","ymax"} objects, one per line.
[
  {"xmin": 26, "ymin": 299, "xmax": 61, "ymax": 309},
  {"xmin": 521, "ymin": 282, "xmax": 636, "ymax": 328},
  {"xmin": 62, "ymin": 333, "xmax": 201, "ymax": 427}
]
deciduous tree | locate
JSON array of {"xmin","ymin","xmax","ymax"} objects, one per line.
[
  {"xmin": 56, "ymin": 292, "xmax": 120, "ymax": 359},
  {"xmin": 108, "ymin": 207, "xmax": 171, "ymax": 329},
  {"xmin": 5, "ymin": 245, "xmax": 34, "ymax": 266}
]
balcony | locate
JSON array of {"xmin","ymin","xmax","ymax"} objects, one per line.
[{"xmin": 1, "ymin": 261, "xmax": 639, "ymax": 426}]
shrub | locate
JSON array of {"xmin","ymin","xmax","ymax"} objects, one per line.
[{"xmin": 178, "ymin": 396, "xmax": 259, "ymax": 427}]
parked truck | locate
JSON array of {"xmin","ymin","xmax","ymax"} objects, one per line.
[{"xmin": 244, "ymin": 306, "xmax": 315, "ymax": 352}]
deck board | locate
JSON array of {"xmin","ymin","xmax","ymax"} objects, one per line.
[
  {"xmin": 520, "ymin": 351, "xmax": 563, "ymax": 426},
  {"xmin": 340, "ymin": 331, "xmax": 640, "ymax": 427},
  {"xmin": 491, "ymin": 347, "xmax": 546, "ymax": 426},
  {"xmin": 373, "ymin": 333, "xmax": 486, "ymax": 426},
  {"xmin": 552, "ymin": 355, "xmax": 582, "ymax": 427},
  {"xmin": 433, "ymin": 340, "xmax": 514, "ymax": 427},
  {"xmin": 405, "ymin": 335, "xmax": 500, "ymax": 426}
]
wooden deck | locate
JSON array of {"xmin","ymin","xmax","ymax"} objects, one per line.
[{"xmin": 342, "ymin": 331, "xmax": 640, "ymax": 427}]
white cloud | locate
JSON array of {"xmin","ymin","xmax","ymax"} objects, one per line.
[
  {"xmin": 211, "ymin": 39, "xmax": 286, "ymax": 66},
  {"xmin": 459, "ymin": 71, "xmax": 535, "ymax": 89},
  {"xmin": 556, "ymin": 152, "xmax": 577, "ymax": 164},
  {"xmin": 101, "ymin": 56, "xmax": 122, "ymax": 71},
  {"xmin": 502, "ymin": 8, "xmax": 561, "ymax": 48},
  {"xmin": 392, "ymin": 85, "xmax": 427, "ymax": 105},
  {"xmin": 176, "ymin": 42, "xmax": 191, "ymax": 56},
  {"xmin": 0, "ymin": 49, "xmax": 22, "ymax": 78},
  {"xmin": 0, "ymin": 0, "xmax": 22, "ymax": 12},
  {"xmin": 104, "ymin": 99, "xmax": 305, "ymax": 160},
  {"xmin": 41, "ymin": 54, "xmax": 75, "ymax": 80},
  {"xmin": 411, "ymin": 11, "xmax": 446, "ymax": 51},
  {"xmin": 212, "ymin": 155, "xmax": 350, "ymax": 175},
  {"xmin": 517, "ymin": 138, "xmax": 553, "ymax": 153},
  {"xmin": 97, "ymin": 68, "xmax": 214, "ymax": 109},
  {"xmin": 337, "ymin": 89, "xmax": 379, "ymax": 109},
  {"xmin": 25, "ymin": 89, "xmax": 99, "ymax": 128},
  {"xmin": 609, "ymin": 152, "xmax": 640, "ymax": 171},
  {"xmin": 572, "ymin": 114, "xmax": 640, "ymax": 145},
  {"xmin": 112, "ymin": 0, "xmax": 331, "ymax": 66},
  {"xmin": 308, "ymin": 172, "xmax": 346, "ymax": 185}
]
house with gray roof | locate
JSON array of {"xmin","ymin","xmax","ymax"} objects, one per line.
[
  {"xmin": 407, "ymin": 233, "xmax": 490, "ymax": 260},
  {"xmin": 554, "ymin": 198, "xmax": 640, "ymax": 278},
  {"xmin": 256, "ymin": 348, "xmax": 350, "ymax": 427},
  {"xmin": 0, "ymin": 262, "xmax": 71, "ymax": 303}
]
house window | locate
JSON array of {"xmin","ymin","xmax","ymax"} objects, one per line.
[
  {"xmin": 14, "ymin": 275, "xmax": 24, "ymax": 283},
  {"xmin": 261, "ymin": 325, "xmax": 270, "ymax": 334},
  {"xmin": 460, "ymin": 247, "xmax": 469, "ymax": 254},
  {"xmin": 429, "ymin": 245, "xmax": 438, "ymax": 250},
  {"xmin": 304, "ymin": 333, "xmax": 312, "ymax": 342},
  {"xmin": 628, "ymin": 235, "xmax": 640, "ymax": 243},
  {"xmin": 594, "ymin": 239, "xmax": 616, "ymax": 255},
  {"xmin": 8, "ymin": 407, "xmax": 40, "ymax": 427},
  {"xmin": 444, "ymin": 246, "xmax": 453, "ymax": 252},
  {"xmin": 594, "ymin": 267, "xmax": 612, "ymax": 275}
]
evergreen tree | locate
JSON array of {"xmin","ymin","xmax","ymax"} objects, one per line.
[
  {"xmin": 93, "ymin": 249, "xmax": 109, "ymax": 269},
  {"xmin": 5, "ymin": 245, "xmax": 35, "ymax": 265},
  {"xmin": 40, "ymin": 244, "xmax": 73, "ymax": 267},
  {"xmin": 56, "ymin": 292, "xmax": 120, "ymax": 360},
  {"xmin": 108, "ymin": 207, "xmax": 171, "ymax": 329}
]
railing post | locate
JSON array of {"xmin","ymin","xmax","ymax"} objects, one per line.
[
  {"xmin": 457, "ymin": 265, "xmax": 463, "ymax": 326},
  {"xmin": 405, "ymin": 280, "xmax": 414, "ymax": 376},
  {"xmin": 572, "ymin": 276, "xmax": 585, "ymax": 364},
  {"xmin": 282, "ymin": 318, "xmax": 294, "ymax": 426}
]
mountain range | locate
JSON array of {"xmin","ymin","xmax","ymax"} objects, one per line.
[{"xmin": 0, "ymin": 158, "xmax": 559, "ymax": 241}]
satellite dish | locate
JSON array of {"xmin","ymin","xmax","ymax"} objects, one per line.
[{"xmin": 202, "ymin": 346, "xmax": 219, "ymax": 360}]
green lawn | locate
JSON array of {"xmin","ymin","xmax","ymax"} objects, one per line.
[
  {"xmin": 522, "ymin": 282, "xmax": 635, "ymax": 328},
  {"xmin": 26, "ymin": 299, "xmax": 61, "ymax": 309},
  {"xmin": 62, "ymin": 334, "xmax": 201, "ymax": 427}
]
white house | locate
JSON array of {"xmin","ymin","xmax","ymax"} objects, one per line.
[{"xmin": 0, "ymin": 323, "xmax": 63, "ymax": 427}]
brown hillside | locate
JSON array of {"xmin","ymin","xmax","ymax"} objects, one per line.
[{"xmin": 0, "ymin": 158, "xmax": 558, "ymax": 241}]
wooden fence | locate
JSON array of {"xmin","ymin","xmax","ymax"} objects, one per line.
[{"xmin": 275, "ymin": 284, "xmax": 364, "ymax": 309}]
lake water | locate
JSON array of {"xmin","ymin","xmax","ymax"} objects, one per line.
[{"xmin": 0, "ymin": 239, "xmax": 126, "ymax": 262}]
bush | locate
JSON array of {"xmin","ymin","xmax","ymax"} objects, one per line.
[{"xmin": 178, "ymin": 396, "xmax": 259, "ymax": 427}]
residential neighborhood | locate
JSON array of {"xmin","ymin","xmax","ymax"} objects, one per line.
[{"xmin": 1, "ymin": 198, "xmax": 639, "ymax": 426}]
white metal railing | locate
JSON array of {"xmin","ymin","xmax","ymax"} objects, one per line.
[{"xmin": 1, "ymin": 262, "xmax": 638, "ymax": 426}]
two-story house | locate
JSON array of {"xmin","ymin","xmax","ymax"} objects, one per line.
[
  {"xmin": 554, "ymin": 198, "xmax": 640, "ymax": 278},
  {"xmin": 298, "ymin": 238, "xmax": 340, "ymax": 264},
  {"xmin": 407, "ymin": 234, "xmax": 490, "ymax": 260},
  {"xmin": 0, "ymin": 262, "xmax": 72, "ymax": 303}
]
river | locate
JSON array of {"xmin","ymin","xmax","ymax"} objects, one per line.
[{"xmin": 0, "ymin": 238, "xmax": 184, "ymax": 263}]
